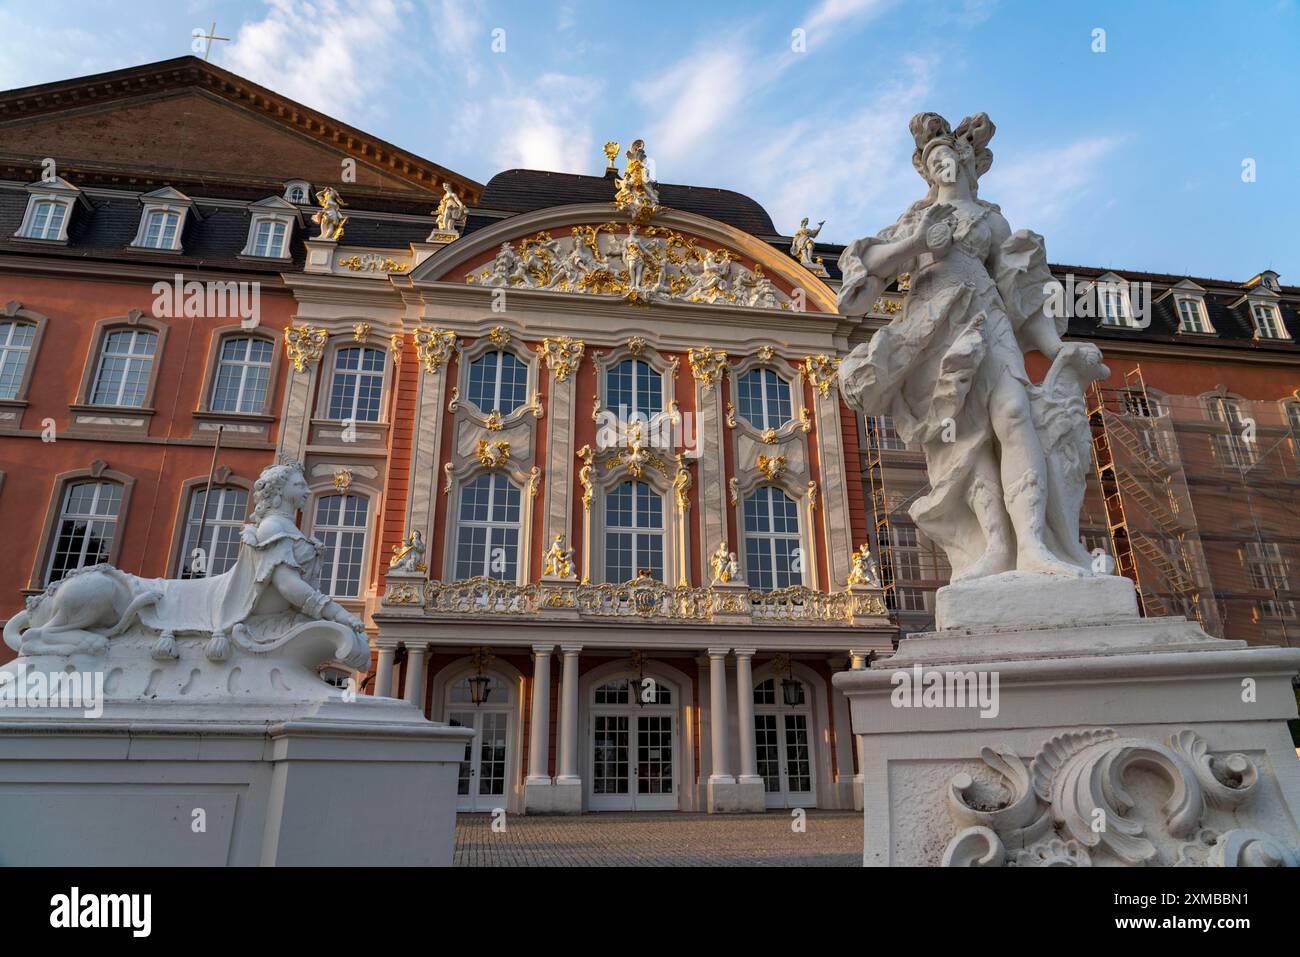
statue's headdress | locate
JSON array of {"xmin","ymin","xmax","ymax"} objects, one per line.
[{"xmin": 909, "ymin": 111, "xmax": 996, "ymax": 185}]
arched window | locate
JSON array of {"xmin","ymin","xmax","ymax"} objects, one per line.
[
  {"xmin": 251, "ymin": 219, "xmax": 288, "ymax": 258},
  {"xmin": 47, "ymin": 480, "xmax": 123, "ymax": 584},
  {"xmin": 211, "ymin": 336, "xmax": 274, "ymax": 413},
  {"xmin": 327, "ymin": 345, "xmax": 386, "ymax": 422},
  {"xmin": 467, "ymin": 349, "xmax": 528, "ymax": 415},
  {"xmin": 177, "ymin": 485, "xmax": 249, "ymax": 578},
  {"xmin": 26, "ymin": 200, "xmax": 67, "ymax": 241},
  {"xmin": 606, "ymin": 358, "xmax": 663, "ymax": 419},
  {"xmin": 737, "ymin": 368, "xmax": 792, "ymax": 431},
  {"xmin": 454, "ymin": 473, "xmax": 521, "ymax": 580},
  {"xmin": 604, "ymin": 480, "xmax": 664, "ymax": 583},
  {"xmin": 743, "ymin": 486, "xmax": 802, "ymax": 591},
  {"xmin": 140, "ymin": 209, "xmax": 181, "ymax": 249},
  {"xmin": 0, "ymin": 320, "xmax": 36, "ymax": 400},
  {"xmin": 313, "ymin": 493, "xmax": 370, "ymax": 597},
  {"xmin": 594, "ymin": 677, "xmax": 672, "ymax": 706},
  {"xmin": 91, "ymin": 328, "xmax": 158, "ymax": 407}
]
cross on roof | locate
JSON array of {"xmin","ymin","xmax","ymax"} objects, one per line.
[{"xmin": 192, "ymin": 21, "xmax": 230, "ymax": 62}]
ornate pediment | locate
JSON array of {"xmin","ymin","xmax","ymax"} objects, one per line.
[{"xmin": 465, "ymin": 222, "xmax": 793, "ymax": 311}]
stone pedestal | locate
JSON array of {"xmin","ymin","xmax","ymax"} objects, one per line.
[
  {"xmin": 0, "ymin": 628, "xmax": 471, "ymax": 866},
  {"xmin": 835, "ymin": 596, "xmax": 1300, "ymax": 866}
]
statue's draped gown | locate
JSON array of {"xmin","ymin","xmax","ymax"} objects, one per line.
[{"xmin": 838, "ymin": 198, "xmax": 1082, "ymax": 578}]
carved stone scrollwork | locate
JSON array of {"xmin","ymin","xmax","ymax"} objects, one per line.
[
  {"xmin": 284, "ymin": 325, "xmax": 328, "ymax": 372},
  {"xmin": 413, "ymin": 326, "xmax": 458, "ymax": 373},
  {"xmin": 941, "ymin": 729, "xmax": 1297, "ymax": 868},
  {"xmin": 802, "ymin": 354, "xmax": 840, "ymax": 398},
  {"xmin": 538, "ymin": 336, "xmax": 585, "ymax": 382},
  {"xmin": 689, "ymin": 347, "xmax": 729, "ymax": 391}
]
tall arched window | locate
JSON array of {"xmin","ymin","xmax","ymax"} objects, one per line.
[
  {"xmin": 47, "ymin": 480, "xmax": 123, "ymax": 584},
  {"xmin": 327, "ymin": 345, "xmax": 386, "ymax": 422},
  {"xmin": 604, "ymin": 480, "xmax": 664, "ymax": 583},
  {"xmin": 743, "ymin": 486, "xmax": 802, "ymax": 591},
  {"xmin": 91, "ymin": 328, "xmax": 157, "ymax": 407},
  {"xmin": 0, "ymin": 320, "xmax": 36, "ymax": 400},
  {"xmin": 737, "ymin": 368, "xmax": 792, "ymax": 431},
  {"xmin": 313, "ymin": 493, "xmax": 370, "ymax": 597},
  {"xmin": 467, "ymin": 350, "xmax": 528, "ymax": 416},
  {"xmin": 211, "ymin": 336, "xmax": 274, "ymax": 413},
  {"xmin": 454, "ymin": 473, "xmax": 522, "ymax": 580},
  {"xmin": 606, "ymin": 358, "xmax": 663, "ymax": 419},
  {"xmin": 177, "ymin": 485, "xmax": 249, "ymax": 578}
]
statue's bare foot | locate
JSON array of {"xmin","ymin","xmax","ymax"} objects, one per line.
[
  {"xmin": 952, "ymin": 545, "xmax": 1014, "ymax": 583},
  {"xmin": 1017, "ymin": 545, "xmax": 1086, "ymax": 578}
]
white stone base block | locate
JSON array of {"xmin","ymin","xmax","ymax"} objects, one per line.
[
  {"xmin": 835, "ymin": 615, "xmax": 1300, "ymax": 867},
  {"xmin": 0, "ymin": 695, "xmax": 470, "ymax": 866},
  {"xmin": 935, "ymin": 571, "xmax": 1138, "ymax": 632},
  {"xmin": 548, "ymin": 779, "xmax": 584, "ymax": 814},
  {"xmin": 524, "ymin": 779, "xmax": 569, "ymax": 813},
  {"xmin": 707, "ymin": 774, "xmax": 741, "ymax": 813},
  {"xmin": 736, "ymin": 775, "xmax": 766, "ymax": 812}
]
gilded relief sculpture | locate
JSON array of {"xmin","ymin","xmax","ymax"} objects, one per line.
[{"xmin": 837, "ymin": 112, "xmax": 1108, "ymax": 584}]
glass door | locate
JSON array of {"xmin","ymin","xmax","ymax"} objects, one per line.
[
  {"xmin": 589, "ymin": 677, "xmax": 677, "ymax": 811},
  {"xmin": 448, "ymin": 708, "xmax": 511, "ymax": 812},
  {"xmin": 753, "ymin": 678, "xmax": 817, "ymax": 808}
]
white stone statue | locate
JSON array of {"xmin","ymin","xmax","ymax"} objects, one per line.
[
  {"xmin": 710, "ymin": 541, "xmax": 739, "ymax": 585},
  {"xmin": 542, "ymin": 534, "xmax": 575, "ymax": 580},
  {"xmin": 433, "ymin": 182, "xmax": 467, "ymax": 234},
  {"xmin": 847, "ymin": 543, "xmax": 881, "ymax": 586},
  {"xmin": 837, "ymin": 111, "xmax": 1108, "ymax": 584},
  {"xmin": 613, "ymin": 138, "xmax": 660, "ymax": 222},
  {"xmin": 311, "ymin": 187, "xmax": 348, "ymax": 241},
  {"xmin": 4, "ymin": 459, "xmax": 369, "ymax": 667},
  {"xmin": 790, "ymin": 217, "xmax": 825, "ymax": 269},
  {"xmin": 390, "ymin": 529, "xmax": 426, "ymax": 573}
]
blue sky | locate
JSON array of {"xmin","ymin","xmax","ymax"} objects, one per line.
[{"xmin": 2, "ymin": 0, "xmax": 1297, "ymax": 279}]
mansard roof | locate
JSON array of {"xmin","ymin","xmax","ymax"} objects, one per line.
[{"xmin": 480, "ymin": 169, "xmax": 778, "ymax": 236}]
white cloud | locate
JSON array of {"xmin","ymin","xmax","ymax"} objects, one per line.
[
  {"xmin": 802, "ymin": 0, "xmax": 896, "ymax": 46},
  {"xmin": 636, "ymin": 46, "xmax": 752, "ymax": 163},
  {"xmin": 223, "ymin": 0, "xmax": 410, "ymax": 120},
  {"xmin": 982, "ymin": 134, "xmax": 1125, "ymax": 227},
  {"xmin": 483, "ymin": 73, "xmax": 601, "ymax": 174}
]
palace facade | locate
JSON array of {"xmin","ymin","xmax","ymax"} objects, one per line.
[{"xmin": 0, "ymin": 57, "xmax": 1295, "ymax": 815}]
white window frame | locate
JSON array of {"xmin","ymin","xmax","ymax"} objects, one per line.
[
  {"xmin": 1175, "ymin": 296, "xmax": 1213, "ymax": 334},
  {"xmin": 466, "ymin": 348, "xmax": 530, "ymax": 416},
  {"xmin": 736, "ymin": 367, "xmax": 793, "ymax": 432},
  {"xmin": 311, "ymin": 491, "xmax": 372, "ymax": 599},
  {"xmin": 1250, "ymin": 302, "xmax": 1287, "ymax": 340},
  {"xmin": 0, "ymin": 318, "xmax": 37, "ymax": 401},
  {"xmin": 210, "ymin": 335, "xmax": 275, "ymax": 414},
  {"xmin": 283, "ymin": 180, "xmax": 312, "ymax": 204},
  {"xmin": 603, "ymin": 479, "xmax": 666, "ymax": 584},
  {"xmin": 453, "ymin": 472, "xmax": 523, "ymax": 581},
  {"xmin": 46, "ymin": 480, "xmax": 123, "ymax": 584},
  {"xmin": 129, "ymin": 187, "xmax": 198, "ymax": 252},
  {"xmin": 15, "ymin": 177, "xmax": 86, "ymax": 244},
  {"xmin": 742, "ymin": 485, "xmax": 804, "ymax": 592},
  {"xmin": 1095, "ymin": 277, "xmax": 1134, "ymax": 328},
  {"xmin": 177, "ymin": 485, "xmax": 250, "ymax": 578},
  {"xmin": 90, "ymin": 328, "xmax": 158, "ymax": 408},
  {"xmin": 240, "ymin": 196, "xmax": 301, "ymax": 260},
  {"xmin": 605, "ymin": 357, "xmax": 665, "ymax": 421},
  {"xmin": 324, "ymin": 344, "xmax": 388, "ymax": 423}
]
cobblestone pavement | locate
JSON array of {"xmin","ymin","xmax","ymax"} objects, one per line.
[{"xmin": 454, "ymin": 810, "xmax": 862, "ymax": 866}]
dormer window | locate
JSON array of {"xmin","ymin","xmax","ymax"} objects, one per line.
[
  {"xmin": 15, "ymin": 177, "xmax": 88, "ymax": 244},
  {"xmin": 1251, "ymin": 302, "xmax": 1287, "ymax": 340},
  {"xmin": 1176, "ymin": 296, "xmax": 1211, "ymax": 334},
  {"xmin": 239, "ymin": 196, "xmax": 301, "ymax": 261},
  {"xmin": 129, "ymin": 187, "xmax": 198, "ymax": 252},
  {"xmin": 1095, "ymin": 276, "xmax": 1134, "ymax": 328},
  {"xmin": 284, "ymin": 180, "xmax": 311, "ymax": 204}
]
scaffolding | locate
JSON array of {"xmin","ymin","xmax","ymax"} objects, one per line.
[{"xmin": 863, "ymin": 367, "xmax": 1300, "ymax": 647}]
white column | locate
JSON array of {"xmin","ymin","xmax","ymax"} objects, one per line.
[
  {"xmin": 374, "ymin": 645, "xmax": 395, "ymax": 698},
  {"xmin": 403, "ymin": 642, "xmax": 428, "ymax": 710},
  {"xmin": 557, "ymin": 645, "xmax": 581, "ymax": 784},
  {"xmin": 707, "ymin": 648, "xmax": 734, "ymax": 782},
  {"xmin": 734, "ymin": 648, "xmax": 760, "ymax": 784},
  {"xmin": 850, "ymin": 650, "xmax": 868, "ymax": 808},
  {"xmin": 526, "ymin": 644, "xmax": 555, "ymax": 785}
]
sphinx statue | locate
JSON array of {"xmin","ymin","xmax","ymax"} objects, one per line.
[
  {"xmin": 837, "ymin": 112, "xmax": 1108, "ymax": 584},
  {"xmin": 4, "ymin": 459, "xmax": 370, "ymax": 671}
]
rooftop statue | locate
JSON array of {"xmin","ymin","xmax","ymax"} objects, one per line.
[
  {"xmin": 4, "ymin": 459, "xmax": 370, "ymax": 672},
  {"xmin": 312, "ymin": 186, "xmax": 348, "ymax": 241},
  {"xmin": 837, "ymin": 112, "xmax": 1108, "ymax": 584},
  {"xmin": 433, "ymin": 182, "xmax": 468, "ymax": 235},
  {"xmin": 790, "ymin": 217, "xmax": 828, "ymax": 275},
  {"xmin": 613, "ymin": 139, "xmax": 660, "ymax": 223}
]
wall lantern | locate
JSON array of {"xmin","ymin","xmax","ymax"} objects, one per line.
[
  {"xmin": 774, "ymin": 653, "xmax": 803, "ymax": 707},
  {"xmin": 468, "ymin": 646, "xmax": 495, "ymax": 706}
]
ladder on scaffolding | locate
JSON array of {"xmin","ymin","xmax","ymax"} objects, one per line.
[
  {"xmin": 1089, "ymin": 366, "xmax": 1205, "ymax": 623},
  {"xmin": 864, "ymin": 416, "xmax": 898, "ymax": 619}
]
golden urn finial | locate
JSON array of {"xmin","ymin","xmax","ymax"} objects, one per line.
[{"xmin": 603, "ymin": 141, "xmax": 620, "ymax": 171}]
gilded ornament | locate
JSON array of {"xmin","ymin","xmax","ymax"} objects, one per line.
[
  {"xmin": 442, "ymin": 462, "xmax": 453, "ymax": 494},
  {"xmin": 672, "ymin": 453, "xmax": 692, "ymax": 511},
  {"xmin": 538, "ymin": 336, "xmax": 585, "ymax": 382},
  {"xmin": 725, "ymin": 401, "xmax": 737, "ymax": 429},
  {"xmin": 527, "ymin": 466, "xmax": 542, "ymax": 498},
  {"xmin": 762, "ymin": 428, "xmax": 778, "ymax": 445},
  {"xmin": 542, "ymin": 534, "xmax": 576, "ymax": 579},
  {"xmin": 389, "ymin": 332, "xmax": 403, "ymax": 364},
  {"xmin": 603, "ymin": 141, "xmax": 620, "ymax": 171},
  {"xmin": 311, "ymin": 187, "xmax": 347, "ymax": 241},
  {"xmin": 627, "ymin": 335, "xmax": 647, "ymax": 356},
  {"xmin": 476, "ymin": 440, "xmax": 510, "ymax": 469},
  {"xmin": 447, "ymin": 385, "xmax": 460, "ymax": 412},
  {"xmin": 284, "ymin": 324, "xmax": 328, "ymax": 372},
  {"xmin": 757, "ymin": 454, "xmax": 786, "ymax": 481},
  {"xmin": 847, "ymin": 543, "xmax": 881, "ymax": 586},
  {"xmin": 756, "ymin": 345, "xmax": 775, "ymax": 362},
  {"xmin": 484, "ymin": 409, "xmax": 504, "ymax": 431},
  {"xmin": 332, "ymin": 468, "xmax": 352, "ymax": 492},
  {"xmin": 352, "ymin": 322, "xmax": 370, "ymax": 343},
  {"xmin": 613, "ymin": 139, "xmax": 661, "ymax": 224},
  {"xmin": 488, "ymin": 326, "xmax": 511, "ymax": 348},
  {"xmin": 577, "ymin": 444, "xmax": 596, "ymax": 511},
  {"xmin": 807, "ymin": 479, "xmax": 818, "ymax": 511},
  {"xmin": 800, "ymin": 407, "xmax": 813, "ymax": 433},
  {"xmin": 728, "ymin": 477, "xmax": 739, "ymax": 506},
  {"xmin": 688, "ymin": 347, "xmax": 729, "ymax": 390},
  {"xmin": 803, "ymin": 354, "xmax": 840, "ymax": 398},
  {"xmin": 390, "ymin": 530, "xmax": 427, "ymax": 574},
  {"xmin": 528, "ymin": 391, "xmax": 544, "ymax": 418},
  {"xmin": 413, "ymin": 326, "xmax": 458, "ymax": 373}
]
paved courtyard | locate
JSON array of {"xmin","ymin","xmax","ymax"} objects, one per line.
[{"xmin": 454, "ymin": 810, "xmax": 862, "ymax": 866}]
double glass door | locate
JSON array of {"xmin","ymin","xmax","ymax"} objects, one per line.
[
  {"xmin": 589, "ymin": 678, "xmax": 677, "ymax": 811},
  {"xmin": 753, "ymin": 678, "xmax": 816, "ymax": 808},
  {"xmin": 448, "ymin": 709, "xmax": 510, "ymax": 812}
]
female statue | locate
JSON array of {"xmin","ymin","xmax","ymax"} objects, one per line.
[{"xmin": 838, "ymin": 112, "xmax": 1107, "ymax": 584}]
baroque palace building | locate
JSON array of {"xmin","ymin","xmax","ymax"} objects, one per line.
[{"xmin": 0, "ymin": 57, "xmax": 1296, "ymax": 814}]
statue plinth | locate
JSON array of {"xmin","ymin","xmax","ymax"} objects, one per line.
[{"xmin": 934, "ymin": 570, "xmax": 1139, "ymax": 632}]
